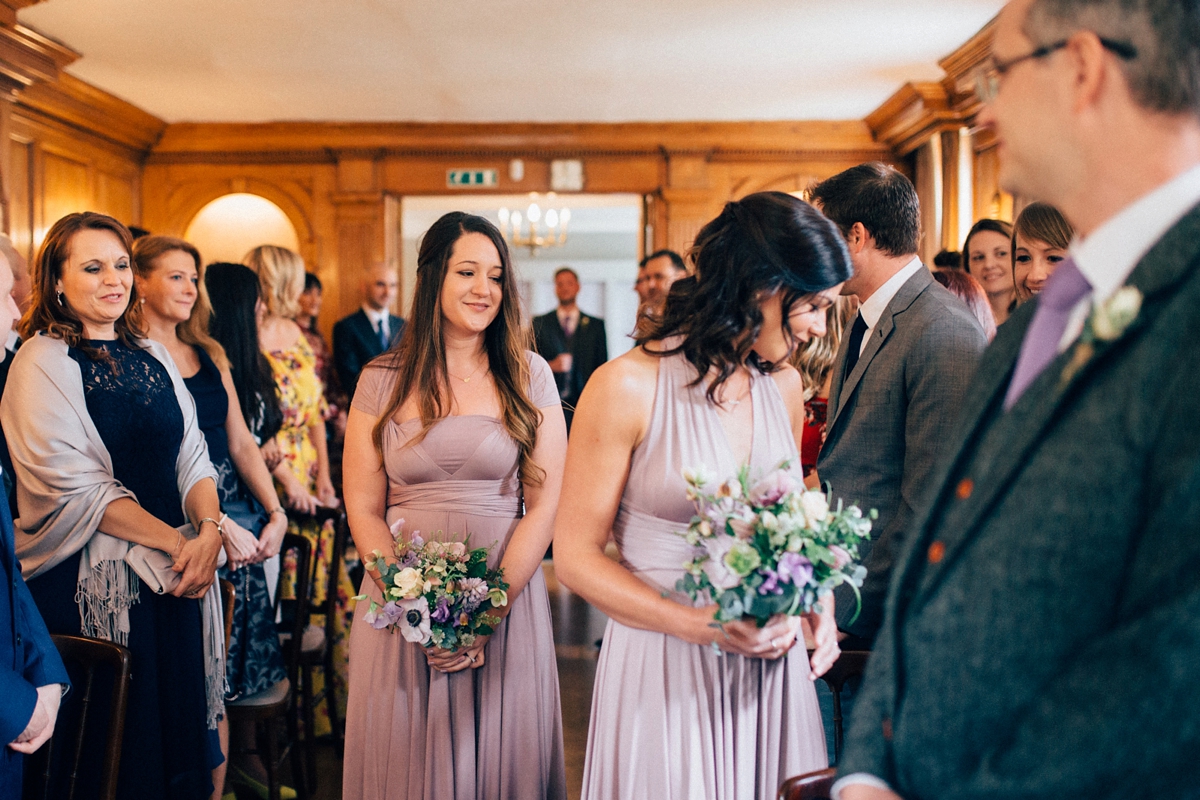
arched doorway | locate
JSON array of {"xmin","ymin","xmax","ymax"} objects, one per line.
[{"xmin": 184, "ymin": 193, "xmax": 300, "ymax": 264}]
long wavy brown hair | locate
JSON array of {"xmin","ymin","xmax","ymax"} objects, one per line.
[
  {"xmin": 132, "ymin": 235, "xmax": 230, "ymax": 369},
  {"xmin": 372, "ymin": 212, "xmax": 544, "ymax": 487},
  {"xmin": 20, "ymin": 212, "xmax": 144, "ymax": 362}
]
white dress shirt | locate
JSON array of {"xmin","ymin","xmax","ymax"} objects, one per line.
[
  {"xmin": 831, "ymin": 163, "xmax": 1200, "ymax": 800},
  {"xmin": 557, "ymin": 305, "xmax": 581, "ymax": 338},
  {"xmin": 855, "ymin": 256, "xmax": 925, "ymax": 357},
  {"xmin": 363, "ymin": 304, "xmax": 391, "ymax": 343}
]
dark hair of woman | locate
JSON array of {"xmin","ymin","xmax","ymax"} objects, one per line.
[
  {"xmin": 304, "ymin": 271, "xmax": 322, "ymax": 292},
  {"xmin": 638, "ymin": 191, "xmax": 853, "ymax": 403},
  {"xmin": 20, "ymin": 211, "xmax": 144, "ymax": 363},
  {"xmin": 933, "ymin": 268, "xmax": 997, "ymax": 341},
  {"xmin": 204, "ymin": 261, "xmax": 284, "ymax": 443},
  {"xmin": 372, "ymin": 211, "xmax": 544, "ymax": 487},
  {"xmin": 961, "ymin": 218, "xmax": 1015, "ymax": 270}
]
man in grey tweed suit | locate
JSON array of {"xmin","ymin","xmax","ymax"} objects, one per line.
[
  {"xmin": 813, "ymin": 164, "xmax": 987, "ymax": 646},
  {"xmin": 837, "ymin": 0, "xmax": 1200, "ymax": 797}
]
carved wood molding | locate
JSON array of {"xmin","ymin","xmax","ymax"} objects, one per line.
[
  {"xmin": 865, "ymin": 81, "xmax": 968, "ymax": 157},
  {"xmin": 939, "ymin": 17, "xmax": 996, "ymax": 118},
  {"xmin": 0, "ymin": 0, "xmax": 45, "ymax": 29},
  {"xmin": 17, "ymin": 71, "xmax": 165, "ymax": 153},
  {"xmin": 0, "ymin": 22, "xmax": 75, "ymax": 99},
  {"xmin": 149, "ymin": 120, "xmax": 886, "ymax": 162}
]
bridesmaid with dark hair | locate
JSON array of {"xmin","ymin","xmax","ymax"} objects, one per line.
[
  {"xmin": 554, "ymin": 192, "xmax": 848, "ymax": 800},
  {"xmin": 341, "ymin": 212, "xmax": 568, "ymax": 799}
]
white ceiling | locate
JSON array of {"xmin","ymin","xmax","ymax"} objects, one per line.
[{"xmin": 19, "ymin": 0, "xmax": 1002, "ymax": 124}]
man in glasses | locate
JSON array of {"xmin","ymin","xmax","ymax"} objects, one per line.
[{"xmin": 836, "ymin": 0, "xmax": 1200, "ymax": 797}]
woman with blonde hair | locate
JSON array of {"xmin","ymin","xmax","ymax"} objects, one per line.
[
  {"xmin": 133, "ymin": 236, "xmax": 289, "ymax": 798},
  {"xmin": 341, "ymin": 211, "xmax": 568, "ymax": 799},
  {"xmin": 245, "ymin": 244, "xmax": 354, "ymax": 747},
  {"xmin": 791, "ymin": 296, "xmax": 858, "ymax": 481}
]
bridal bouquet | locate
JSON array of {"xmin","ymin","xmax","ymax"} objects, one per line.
[
  {"xmin": 675, "ymin": 463, "xmax": 874, "ymax": 626},
  {"xmin": 354, "ymin": 520, "xmax": 509, "ymax": 651}
]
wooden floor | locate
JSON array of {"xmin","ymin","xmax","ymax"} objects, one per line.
[{"xmin": 264, "ymin": 561, "xmax": 608, "ymax": 800}]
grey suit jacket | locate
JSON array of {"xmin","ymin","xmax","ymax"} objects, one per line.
[
  {"xmin": 818, "ymin": 267, "xmax": 986, "ymax": 642},
  {"xmin": 840, "ymin": 203, "xmax": 1200, "ymax": 798}
]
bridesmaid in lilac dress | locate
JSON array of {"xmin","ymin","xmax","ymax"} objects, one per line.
[
  {"xmin": 341, "ymin": 212, "xmax": 568, "ymax": 800},
  {"xmin": 555, "ymin": 193, "xmax": 852, "ymax": 800}
]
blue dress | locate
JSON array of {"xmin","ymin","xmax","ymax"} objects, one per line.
[
  {"xmin": 183, "ymin": 347, "xmax": 286, "ymax": 699},
  {"xmin": 26, "ymin": 340, "xmax": 216, "ymax": 800}
]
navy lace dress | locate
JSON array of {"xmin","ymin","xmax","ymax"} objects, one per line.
[
  {"xmin": 26, "ymin": 339, "xmax": 217, "ymax": 800},
  {"xmin": 183, "ymin": 347, "xmax": 286, "ymax": 699}
]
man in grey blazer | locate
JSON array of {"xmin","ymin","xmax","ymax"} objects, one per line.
[
  {"xmin": 813, "ymin": 163, "xmax": 987, "ymax": 646},
  {"xmin": 837, "ymin": 0, "xmax": 1200, "ymax": 797}
]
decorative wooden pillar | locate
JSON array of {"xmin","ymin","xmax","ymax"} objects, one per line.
[
  {"xmin": 330, "ymin": 149, "xmax": 386, "ymax": 324},
  {"xmin": 0, "ymin": 9, "xmax": 77, "ymax": 234},
  {"xmin": 662, "ymin": 152, "xmax": 719, "ymax": 256}
]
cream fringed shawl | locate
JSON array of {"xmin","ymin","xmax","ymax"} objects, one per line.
[{"xmin": 0, "ymin": 333, "xmax": 217, "ymax": 643}]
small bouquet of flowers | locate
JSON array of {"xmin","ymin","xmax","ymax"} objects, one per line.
[
  {"xmin": 354, "ymin": 520, "xmax": 509, "ymax": 651},
  {"xmin": 675, "ymin": 463, "xmax": 874, "ymax": 625}
]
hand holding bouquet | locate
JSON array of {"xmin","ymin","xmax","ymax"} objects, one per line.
[
  {"xmin": 354, "ymin": 520, "xmax": 509, "ymax": 652},
  {"xmin": 675, "ymin": 463, "xmax": 874, "ymax": 626}
]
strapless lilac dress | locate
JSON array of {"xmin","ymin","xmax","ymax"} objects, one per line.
[
  {"xmin": 581, "ymin": 349, "xmax": 827, "ymax": 800},
  {"xmin": 342, "ymin": 354, "xmax": 566, "ymax": 800}
]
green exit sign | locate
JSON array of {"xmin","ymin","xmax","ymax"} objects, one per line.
[{"xmin": 447, "ymin": 169, "xmax": 498, "ymax": 188}]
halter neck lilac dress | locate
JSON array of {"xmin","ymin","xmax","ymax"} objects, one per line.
[
  {"xmin": 581, "ymin": 349, "xmax": 827, "ymax": 800},
  {"xmin": 343, "ymin": 354, "xmax": 566, "ymax": 800}
]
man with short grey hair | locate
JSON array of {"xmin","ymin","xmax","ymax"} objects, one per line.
[{"xmin": 837, "ymin": 0, "xmax": 1200, "ymax": 797}]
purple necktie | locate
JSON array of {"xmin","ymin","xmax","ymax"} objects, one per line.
[{"xmin": 1004, "ymin": 258, "xmax": 1091, "ymax": 409}]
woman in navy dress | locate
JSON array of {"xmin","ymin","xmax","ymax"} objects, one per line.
[
  {"xmin": 4, "ymin": 213, "xmax": 223, "ymax": 800},
  {"xmin": 133, "ymin": 236, "xmax": 290, "ymax": 797}
]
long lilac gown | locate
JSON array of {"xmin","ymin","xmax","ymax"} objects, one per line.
[
  {"xmin": 343, "ymin": 353, "xmax": 567, "ymax": 800},
  {"xmin": 581, "ymin": 348, "xmax": 828, "ymax": 800}
]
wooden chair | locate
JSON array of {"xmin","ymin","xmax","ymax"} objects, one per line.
[
  {"xmin": 220, "ymin": 577, "xmax": 235, "ymax": 651},
  {"xmin": 817, "ymin": 648, "xmax": 870, "ymax": 763},
  {"xmin": 25, "ymin": 635, "xmax": 133, "ymax": 800},
  {"xmin": 289, "ymin": 506, "xmax": 347, "ymax": 790},
  {"xmin": 778, "ymin": 767, "xmax": 838, "ymax": 800},
  {"xmin": 226, "ymin": 532, "xmax": 311, "ymax": 800}
]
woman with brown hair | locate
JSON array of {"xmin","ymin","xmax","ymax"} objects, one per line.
[
  {"xmin": 341, "ymin": 211, "xmax": 567, "ymax": 799},
  {"xmin": 962, "ymin": 218, "xmax": 1016, "ymax": 325},
  {"xmin": 2, "ymin": 212, "xmax": 223, "ymax": 800},
  {"xmin": 133, "ymin": 236, "xmax": 289, "ymax": 798},
  {"xmin": 1012, "ymin": 202, "xmax": 1075, "ymax": 304},
  {"xmin": 791, "ymin": 296, "xmax": 858, "ymax": 480}
]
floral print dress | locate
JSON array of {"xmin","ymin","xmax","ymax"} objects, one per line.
[{"xmin": 265, "ymin": 336, "xmax": 354, "ymax": 735}]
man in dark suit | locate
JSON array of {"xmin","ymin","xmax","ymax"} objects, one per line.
[
  {"xmin": 333, "ymin": 264, "xmax": 405, "ymax": 400},
  {"xmin": 0, "ymin": 248, "xmax": 68, "ymax": 795},
  {"xmin": 837, "ymin": 0, "xmax": 1200, "ymax": 797},
  {"xmin": 813, "ymin": 163, "xmax": 987, "ymax": 646},
  {"xmin": 533, "ymin": 267, "xmax": 607, "ymax": 428}
]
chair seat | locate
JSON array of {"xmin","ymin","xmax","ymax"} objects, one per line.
[
  {"xmin": 228, "ymin": 678, "xmax": 291, "ymax": 712},
  {"xmin": 280, "ymin": 623, "xmax": 327, "ymax": 655}
]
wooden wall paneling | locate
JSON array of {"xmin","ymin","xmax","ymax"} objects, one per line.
[
  {"xmin": 39, "ymin": 147, "xmax": 89, "ymax": 236},
  {"xmin": 6, "ymin": 133, "xmax": 30, "ymax": 260}
]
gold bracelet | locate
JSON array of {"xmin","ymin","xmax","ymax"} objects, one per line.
[
  {"xmin": 173, "ymin": 531, "xmax": 184, "ymax": 560},
  {"xmin": 197, "ymin": 517, "xmax": 221, "ymax": 536}
]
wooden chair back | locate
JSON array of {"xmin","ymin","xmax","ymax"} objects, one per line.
[
  {"xmin": 219, "ymin": 577, "xmax": 235, "ymax": 652},
  {"xmin": 25, "ymin": 635, "xmax": 133, "ymax": 800},
  {"xmin": 778, "ymin": 767, "xmax": 837, "ymax": 800}
]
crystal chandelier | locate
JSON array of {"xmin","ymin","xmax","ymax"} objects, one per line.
[{"xmin": 498, "ymin": 195, "xmax": 570, "ymax": 256}]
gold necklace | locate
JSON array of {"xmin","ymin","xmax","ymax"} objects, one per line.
[{"xmin": 449, "ymin": 362, "xmax": 486, "ymax": 383}]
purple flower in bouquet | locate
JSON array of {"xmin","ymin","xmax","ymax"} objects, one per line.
[
  {"xmin": 758, "ymin": 567, "xmax": 783, "ymax": 595},
  {"xmin": 749, "ymin": 469, "xmax": 801, "ymax": 507},
  {"xmin": 365, "ymin": 600, "xmax": 405, "ymax": 630},
  {"xmin": 776, "ymin": 551, "xmax": 814, "ymax": 586},
  {"xmin": 397, "ymin": 596, "xmax": 432, "ymax": 644},
  {"xmin": 459, "ymin": 577, "xmax": 489, "ymax": 613},
  {"xmin": 430, "ymin": 596, "xmax": 453, "ymax": 625},
  {"xmin": 701, "ymin": 536, "xmax": 741, "ymax": 590}
]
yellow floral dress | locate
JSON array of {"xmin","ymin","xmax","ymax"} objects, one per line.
[{"xmin": 265, "ymin": 336, "xmax": 353, "ymax": 735}]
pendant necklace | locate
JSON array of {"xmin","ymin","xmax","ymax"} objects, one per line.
[{"xmin": 450, "ymin": 362, "xmax": 486, "ymax": 384}]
